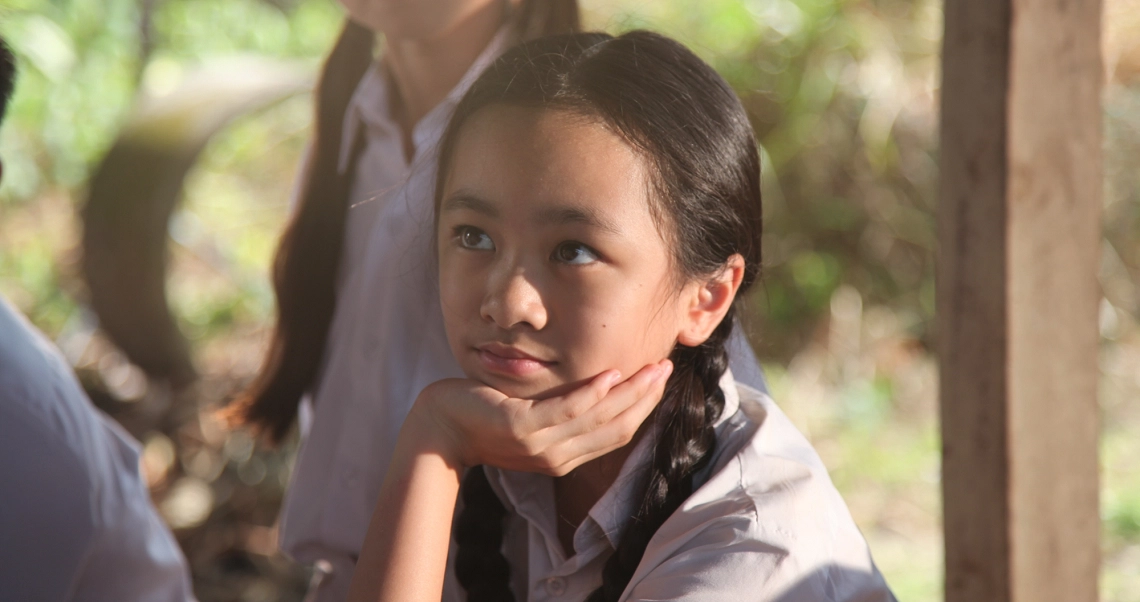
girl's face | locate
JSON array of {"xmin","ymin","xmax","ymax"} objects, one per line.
[{"xmin": 438, "ymin": 106, "xmax": 719, "ymax": 399}]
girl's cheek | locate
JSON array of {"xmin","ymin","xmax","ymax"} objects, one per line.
[
  {"xmin": 439, "ymin": 260, "xmax": 481, "ymax": 317},
  {"xmin": 561, "ymin": 308, "xmax": 629, "ymax": 367}
]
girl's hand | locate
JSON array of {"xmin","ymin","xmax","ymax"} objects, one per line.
[
  {"xmin": 347, "ymin": 360, "xmax": 671, "ymax": 602},
  {"xmin": 407, "ymin": 359, "xmax": 673, "ymax": 476}
]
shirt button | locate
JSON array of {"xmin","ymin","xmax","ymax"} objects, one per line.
[
  {"xmin": 342, "ymin": 467, "xmax": 360, "ymax": 488},
  {"xmin": 545, "ymin": 577, "xmax": 567, "ymax": 596}
]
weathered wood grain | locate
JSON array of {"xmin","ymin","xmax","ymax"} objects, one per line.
[{"xmin": 939, "ymin": 0, "xmax": 1102, "ymax": 600}]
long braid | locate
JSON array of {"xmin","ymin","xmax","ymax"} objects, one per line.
[
  {"xmin": 454, "ymin": 468, "xmax": 514, "ymax": 601},
  {"xmin": 586, "ymin": 312, "xmax": 735, "ymax": 602}
]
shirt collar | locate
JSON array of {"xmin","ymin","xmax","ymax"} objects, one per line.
[
  {"xmin": 585, "ymin": 368, "xmax": 740, "ymax": 548},
  {"xmin": 486, "ymin": 368, "xmax": 741, "ymax": 556},
  {"xmin": 337, "ymin": 25, "xmax": 513, "ymax": 172}
]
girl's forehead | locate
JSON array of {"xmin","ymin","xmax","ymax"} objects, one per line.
[
  {"xmin": 444, "ymin": 106, "xmax": 654, "ymax": 218},
  {"xmin": 458, "ymin": 105, "xmax": 624, "ymax": 155}
]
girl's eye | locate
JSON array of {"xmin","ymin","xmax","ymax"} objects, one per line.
[
  {"xmin": 455, "ymin": 226, "xmax": 494, "ymax": 251},
  {"xmin": 552, "ymin": 241, "xmax": 599, "ymax": 265}
]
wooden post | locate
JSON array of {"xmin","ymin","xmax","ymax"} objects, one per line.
[{"xmin": 938, "ymin": 0, "xmax": 1102, "ymax": 600}]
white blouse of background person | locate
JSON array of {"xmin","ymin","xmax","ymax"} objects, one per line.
[{"xmin": 278, "ymin": 24, "xmax": 771, "ymax": 596}]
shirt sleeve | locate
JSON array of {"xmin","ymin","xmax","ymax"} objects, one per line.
[
  {"xmin": 619, "ymin": 441, "xmax": 896, "ymax": 602},
  {"xmin": 0, "ymin": 401, "xmax": 97, "ymax": 602},
  {"xmin": 620, "ymin": 510, "xmax": 896, "ymax": 602},
  {"xmin": 70, "ymin": 415, "xmax": 197, "ymax": 602},
  {"xmin": 0, "ymin": 297, "xmax": 196, "ymax": 602},
  {"xmin": 0, "ymin": 391, "xmax": 197, "ymax": 602}
]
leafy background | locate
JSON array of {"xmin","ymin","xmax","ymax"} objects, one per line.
[{"xmin": 1, "ymin": 0, "xmax": 1138, "ymax": 600}]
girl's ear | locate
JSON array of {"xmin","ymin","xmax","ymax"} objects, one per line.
[{"xmin": 677, "ymin": 254, "xmax": 745, "ymax": 347}]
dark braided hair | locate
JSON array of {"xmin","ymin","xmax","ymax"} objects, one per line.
[
  {"xmin": 435, "ymin": 31, "xmax": 763, "ymax": 601},
  {"xmin": 454, "ymin": 468, "xmax": 514, "ymax": 601}
]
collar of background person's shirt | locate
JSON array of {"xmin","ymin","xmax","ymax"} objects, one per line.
[{"xmin": 337, "ymin": 25, "xmax": 513, "ymax": 174}]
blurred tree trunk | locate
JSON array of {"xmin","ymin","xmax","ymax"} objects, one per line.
[
  {"xmin": 82, "ymin": 59, "xmax": 311, "ymax": 389},
  {"xmin": 83, "ymin": 140, "xmax": 201, "ymax": 387},
  {"xmin": 938, "ymin": 0, "xmax": 1102, "ymax": 600}
]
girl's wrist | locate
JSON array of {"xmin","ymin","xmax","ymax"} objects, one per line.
[
  {"xmin": 402, "ymin": 388, "xmax": 470, "ymax": 472},
  {"xmin": 349, "ymin": 394, "xmax": 465, "ymax": 602}
]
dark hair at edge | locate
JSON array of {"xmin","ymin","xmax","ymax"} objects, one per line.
[
  {"xmin": 227, "ymin": 1, "xmax": 582, "ymax": 443},
  {"xmin": 0, "ymin": 39, "xmax": 16, "ymax": 123},
  {"xmin": 436, "ymin": 31, "xmax": 763, "ymax": 601}
]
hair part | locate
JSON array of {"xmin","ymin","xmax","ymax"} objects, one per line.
[
  {"xmin": 229, "ymin": 0, "xmax": 582, "ymax": 444},
  {"xmin": 437, "ymin": 31, "xmax": 762, "ymax": 601}
]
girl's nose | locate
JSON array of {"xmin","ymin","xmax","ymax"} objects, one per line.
[{"xmin": 481, "ymin": 265, "xmax": 548, "ymax": 331}]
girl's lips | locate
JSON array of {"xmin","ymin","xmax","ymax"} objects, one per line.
[{"xmin": 475, "ymin": 345, "xmax": 554, "ymax": 377}]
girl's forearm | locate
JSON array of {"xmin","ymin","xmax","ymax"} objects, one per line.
[{"xmin": 347, "ymin": 412, "xmax": 463, "ymax": 602}]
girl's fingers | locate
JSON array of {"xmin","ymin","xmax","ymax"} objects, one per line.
[
  {"xmin": 543, "ymin": 365, "xmax": 671, "ymax": 475},
  {"xmin": 546, "ymin": 360, "xmax": 671, "ymax": 438},
  {"xmin": 478, "ymin": 360, "xmax": 670, "ymax": 474},
  {"xmin": 534, "ymin": 360, "xmax": 672, "ymax": 474},
  {"xmin": 588, "ymin": 360, "xmax": 672, "ymax": 429},
  {"xmin": 529, "ymin": 368, "xmax": 623, "ymax": 430}
]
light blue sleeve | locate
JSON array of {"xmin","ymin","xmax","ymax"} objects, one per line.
[
  {"xmin": 0, "ymin": 401, "xmax": 96, "ymax": 602},
  {"xmin": 0, "ymin": 296, "xmax": 196, "ymax": 601},
  {"xmin": 70, "ymin": 415, "xmax": 198, "ymax": 602}
]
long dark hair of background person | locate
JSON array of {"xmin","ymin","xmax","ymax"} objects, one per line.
[
  {"xmin": 230, "ymin": 1, "xmax": 581, "ymax": 443},
  {"xmin": 433, "ymin": 31, "xmax": 764, "ymax": 601}
]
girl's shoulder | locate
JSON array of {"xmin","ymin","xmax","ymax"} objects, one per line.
[
  {"xmin": 619, "ymin": 375, "xmax": 895, "ymax": 601},
  {"xmin": 695, "ymin": 375, "xmax": 834, "ymax": 489},
  {"xmin": 714, "ymin": 381, "xmax": 833, "ymax": 482},
  {"xmin": 700, "ymin": 380, "xmax": 862, "ymax": 538}
]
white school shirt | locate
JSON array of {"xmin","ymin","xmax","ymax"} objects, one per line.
[
  {"xmin": 280, "ymin": 27, "xmax": 773, "ymax": 600},
  {"xmin": 278, "ymin": 29, "xmax": 512, "ymax": 598},
  {"xmin": 442, "ymin": 371, "xmax": 895, "ymax": 602},
  {"xmin": 0, "ymin": 295, "xmax": 196, "ymax": 602}
]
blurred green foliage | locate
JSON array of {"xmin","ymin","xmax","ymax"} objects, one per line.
[
  {"xmin": 0, "ymin": 0, "xmax": 338, "ymax": 198},
  {"xmin": 590, "ymin": 0, "xmax": 941, "ymax": 356},
  {"xmin": 0, "ymin": 0, "xmax": 339, "ymax": 335}
]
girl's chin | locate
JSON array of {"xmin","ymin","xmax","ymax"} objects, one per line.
[{"xmin": 469, "ymin": 371, "xmax": 588, "ymax": 401}]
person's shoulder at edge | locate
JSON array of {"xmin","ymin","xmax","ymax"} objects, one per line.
[
  {"xmin": 2, "ymin": 296, "xmax": 98, "ymax": 431},
  {"xmin": 619, "ymin": 381, "xmax": 897, "ymax": 602},
  {"xmin": 0, "ymin": 296, "xmax": 197, "ymax": 602}
]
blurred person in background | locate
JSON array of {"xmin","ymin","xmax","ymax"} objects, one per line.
[
  {"xmin": 0, "ymin": 39, "xmax": 197, "ymax": 602},
  {"xmin": 226, "ymin": 1, "xmax": 769, "ymax": 600}
]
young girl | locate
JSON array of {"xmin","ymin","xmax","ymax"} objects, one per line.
[
  {"xmin": 229, "ymin": 3, "xmax": 769, "ymax": 598},
  {"xmin": 346, "ymin": 31, "xmax": 895, "ymax": 602}
]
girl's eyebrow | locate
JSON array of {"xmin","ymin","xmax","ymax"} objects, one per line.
[
  {"xmin": 536, "ymin": 205, "xmax": 621, "ymax": 235},
  {"xmin": 441, "ymin": 189, "xmax": 621, "ymax": 234},
  {"xmin": 441, "ymin": 190, "xmax": 499, "ymax": 217}
]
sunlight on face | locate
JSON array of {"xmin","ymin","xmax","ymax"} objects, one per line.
[{"xmin": 437, "ymin": 106, "xmax": 692, "ymax": 399}]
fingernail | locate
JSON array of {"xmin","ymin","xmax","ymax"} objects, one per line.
[
  {"xmin": 653, "ymin": 362, "xmax": 672, "ymax": 382},
  {"xmin": 605, "ymin": 370, "xmax": 622, "ymax": 385}
]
